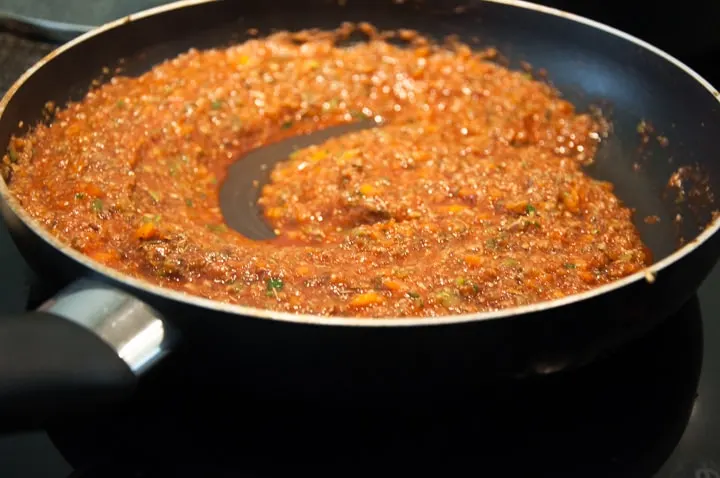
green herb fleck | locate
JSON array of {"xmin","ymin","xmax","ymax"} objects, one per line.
[
  {"xmin": 618, "ymin": 252, "xmax": 634, "ymax": 262},
  {"xmin": 91, "ymin": 199, "xmax": 103, "ymax": 212},
  {"xmin": 456, "ymin": 277, "xmax": 480, "ymax": 295},
  {"xmin": 564, "ymin": 262, "xmax": 576, "ymax": 269},
  {"xmin": 407, "ymin": 291, "xmax": 424, "ymax": 307},
  {"xmin": 169, "ymin": 162, "xmax": 180, "ymax": 176},
  {"xmin": 7, "ymin": 147, "xmax": 18, "ymax": 163},
  {"xmin": 116, "ymin": 99, "xmax": 126, "ymax": 109},
  {"xmin": 436, "ymin": 289, "xmax": 459, "ymax": 308},
  {"xmin": 185, "ymin": 198, "xmax": 194, "ymax": 208},
  {"xmin": 211, "ymin": 99, "xmax": 223, "ymax": 110},
  {"xmin": 350, "ymin": 109, "xmax": 370, "ymax": 120},
  {"xmin": 142, "ymin": 214, "xmax": 161, "ymax": 224},
  {"xmin": 208, "ymin": 175, "xmax": 217, "ymax": 185},
  {"xmin": 206, "ymin": 224, "xmax": 228, "ymax": 233},
  {"xmin": 266, "ymin": 277, "xmax": 284, "ymax": 296},
  {"xmin": 281, "ymin": 120, "xmax": 293, "ymax": 129},
  {"xmin": 526, "ymin": 204, "xmax": 536, "ymax": 215},
  {"xmin": 372, "ymin": 276, "xmax": 384, "ymax": 290},
  {"xmin": 74, "ymin": 192, "xmax": 86, "ymax": 200},
  {"xmin": 503, "ymin": 258, "xmax": 519, "ymax": 267},
  {"xmin": 148, "ymin": 190, "xmax": 161, "ymax": 203},
  {"xmin": 323, "ymin": 98, "xmax": 339, "ymax": 111},
  {"xmin": 485, "ymin": 238, "xmax": 498, "ymax": 250}
]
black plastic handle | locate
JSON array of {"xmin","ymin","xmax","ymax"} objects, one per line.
[
  {"xmin": 0, "ymin": 311, "xmax": 136, "ymax": 432},
  {"xmin": 0, "ymin": 11, "xmax": 93, "ymax": 43}
]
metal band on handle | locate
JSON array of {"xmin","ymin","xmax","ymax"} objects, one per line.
[{"xmin": 38, "ymin": 278, "xmax": 173, "ymax": 374}]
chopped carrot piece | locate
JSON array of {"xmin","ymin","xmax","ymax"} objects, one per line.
[
  {"xmin": 464, "ymin": 254, "xmax": 483, "ymax": 267},
  {"xmin": 88, "ymin": 250, "xmax": 117, "ymax": 263},
  {"xmin": 135, "ymin": 221, "xmax": 158, "ymax": 240},
  {"xmin": 562, "ymin": 189, "xmax": 580, "ymax": 213},
  {"xmin": 82, "ymin": 183, "xmax": 104, "ymax": 198},
  {"xmin": 505, "ymin": 200, "xmax": 528, "ymax": 214},
  {"xmin": 414, "ymin": 46, "xmax": 430, "ymax": 58},
  {"xmin": 578, "ymin": 270, "xmax": 596, "ymax": 283},
  {"xmin": 487, "ymin": 187, "xmax": 503, "ymax": 199},
  {"xmin": 339, "ymin": 149, "xmax": 360, "ymax": 162},
  {"xmin": 382, "ymin": 279, "xmax": 405, "ymax": 292},
  {"xmin": 265, "ymin": 207, "xmax": 284, "ymax": 219},
  {"xmin": 412, "ymin": 151, "xmax": 432, "ymax": 163},
  {"xmin": 304, "ymin": 59, "xmax": 320, "ymax": 71},
  {"xmin": 359, "ymin": 184, "xmax": 377, "ymax": 196},
  {"xmin": 310, "ymin": 150, "xmax": 328, "ymax": 162},
  {"xmin": 445, "ymin": 204, "xmax": 467, "ymax": 214},
  {"xmin": 457, "ymin": 187, "xmax": 474, "ymax": 200},
  {"xmin": 349, "ymin": 292, "xmax": 384, "ymax": 308}
]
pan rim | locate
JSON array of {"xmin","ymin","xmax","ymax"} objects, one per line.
[{"xmin": 1, "ymin": 0, "xmax": 719, "ymax": 327}]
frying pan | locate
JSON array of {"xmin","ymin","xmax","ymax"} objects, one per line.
[{"xmin": 1, "ymin": 0, "xmax": 719, "ymax": 431}]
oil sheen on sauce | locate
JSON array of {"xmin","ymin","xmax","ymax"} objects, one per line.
[{"xmin": 3, "ymin": 25, "xmax": 649, "ymax": 318}]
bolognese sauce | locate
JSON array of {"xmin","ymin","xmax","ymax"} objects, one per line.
[{"xmin": 2, "ymin": 25, "xmax": 649, "ymax": 317}]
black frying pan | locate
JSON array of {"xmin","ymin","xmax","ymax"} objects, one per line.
[{"xmin": 1, "ymin": 0, "xmax": 719, "ymax": 431}]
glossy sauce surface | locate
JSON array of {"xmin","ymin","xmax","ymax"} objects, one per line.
[{"xmin": 3, "ymin": 26, "xmax": 649, "ymax": 317}]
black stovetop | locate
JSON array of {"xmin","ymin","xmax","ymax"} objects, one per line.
[{"xmin": 2, "ymin": 7, "xmax": 720, "ymax": 478}]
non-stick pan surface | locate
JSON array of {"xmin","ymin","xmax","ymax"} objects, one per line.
[{"xmin": 0, "ymin": 0, "xmax": 719, "ymax": 429}]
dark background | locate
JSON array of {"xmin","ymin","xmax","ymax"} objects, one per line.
[
  {"xmin": 1, "ymin": 0, "xmax": 720, "ymax": 59},
  {"xmin": 3, "ymin": 0, "xmax": 719, "ymax": 82}
]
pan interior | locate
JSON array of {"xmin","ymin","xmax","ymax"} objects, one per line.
[{"xmin": 1, "ymin": 0, "xmax": 719, "ymax": 269}]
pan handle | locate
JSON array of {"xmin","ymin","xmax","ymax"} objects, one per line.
[
  {"xmin": 0, "ymin": 278, "xmax": 175, "ymax": 432},
  {"xmin": 0, "ymin": 11, "xmax": 93, "ymax": 43}
]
